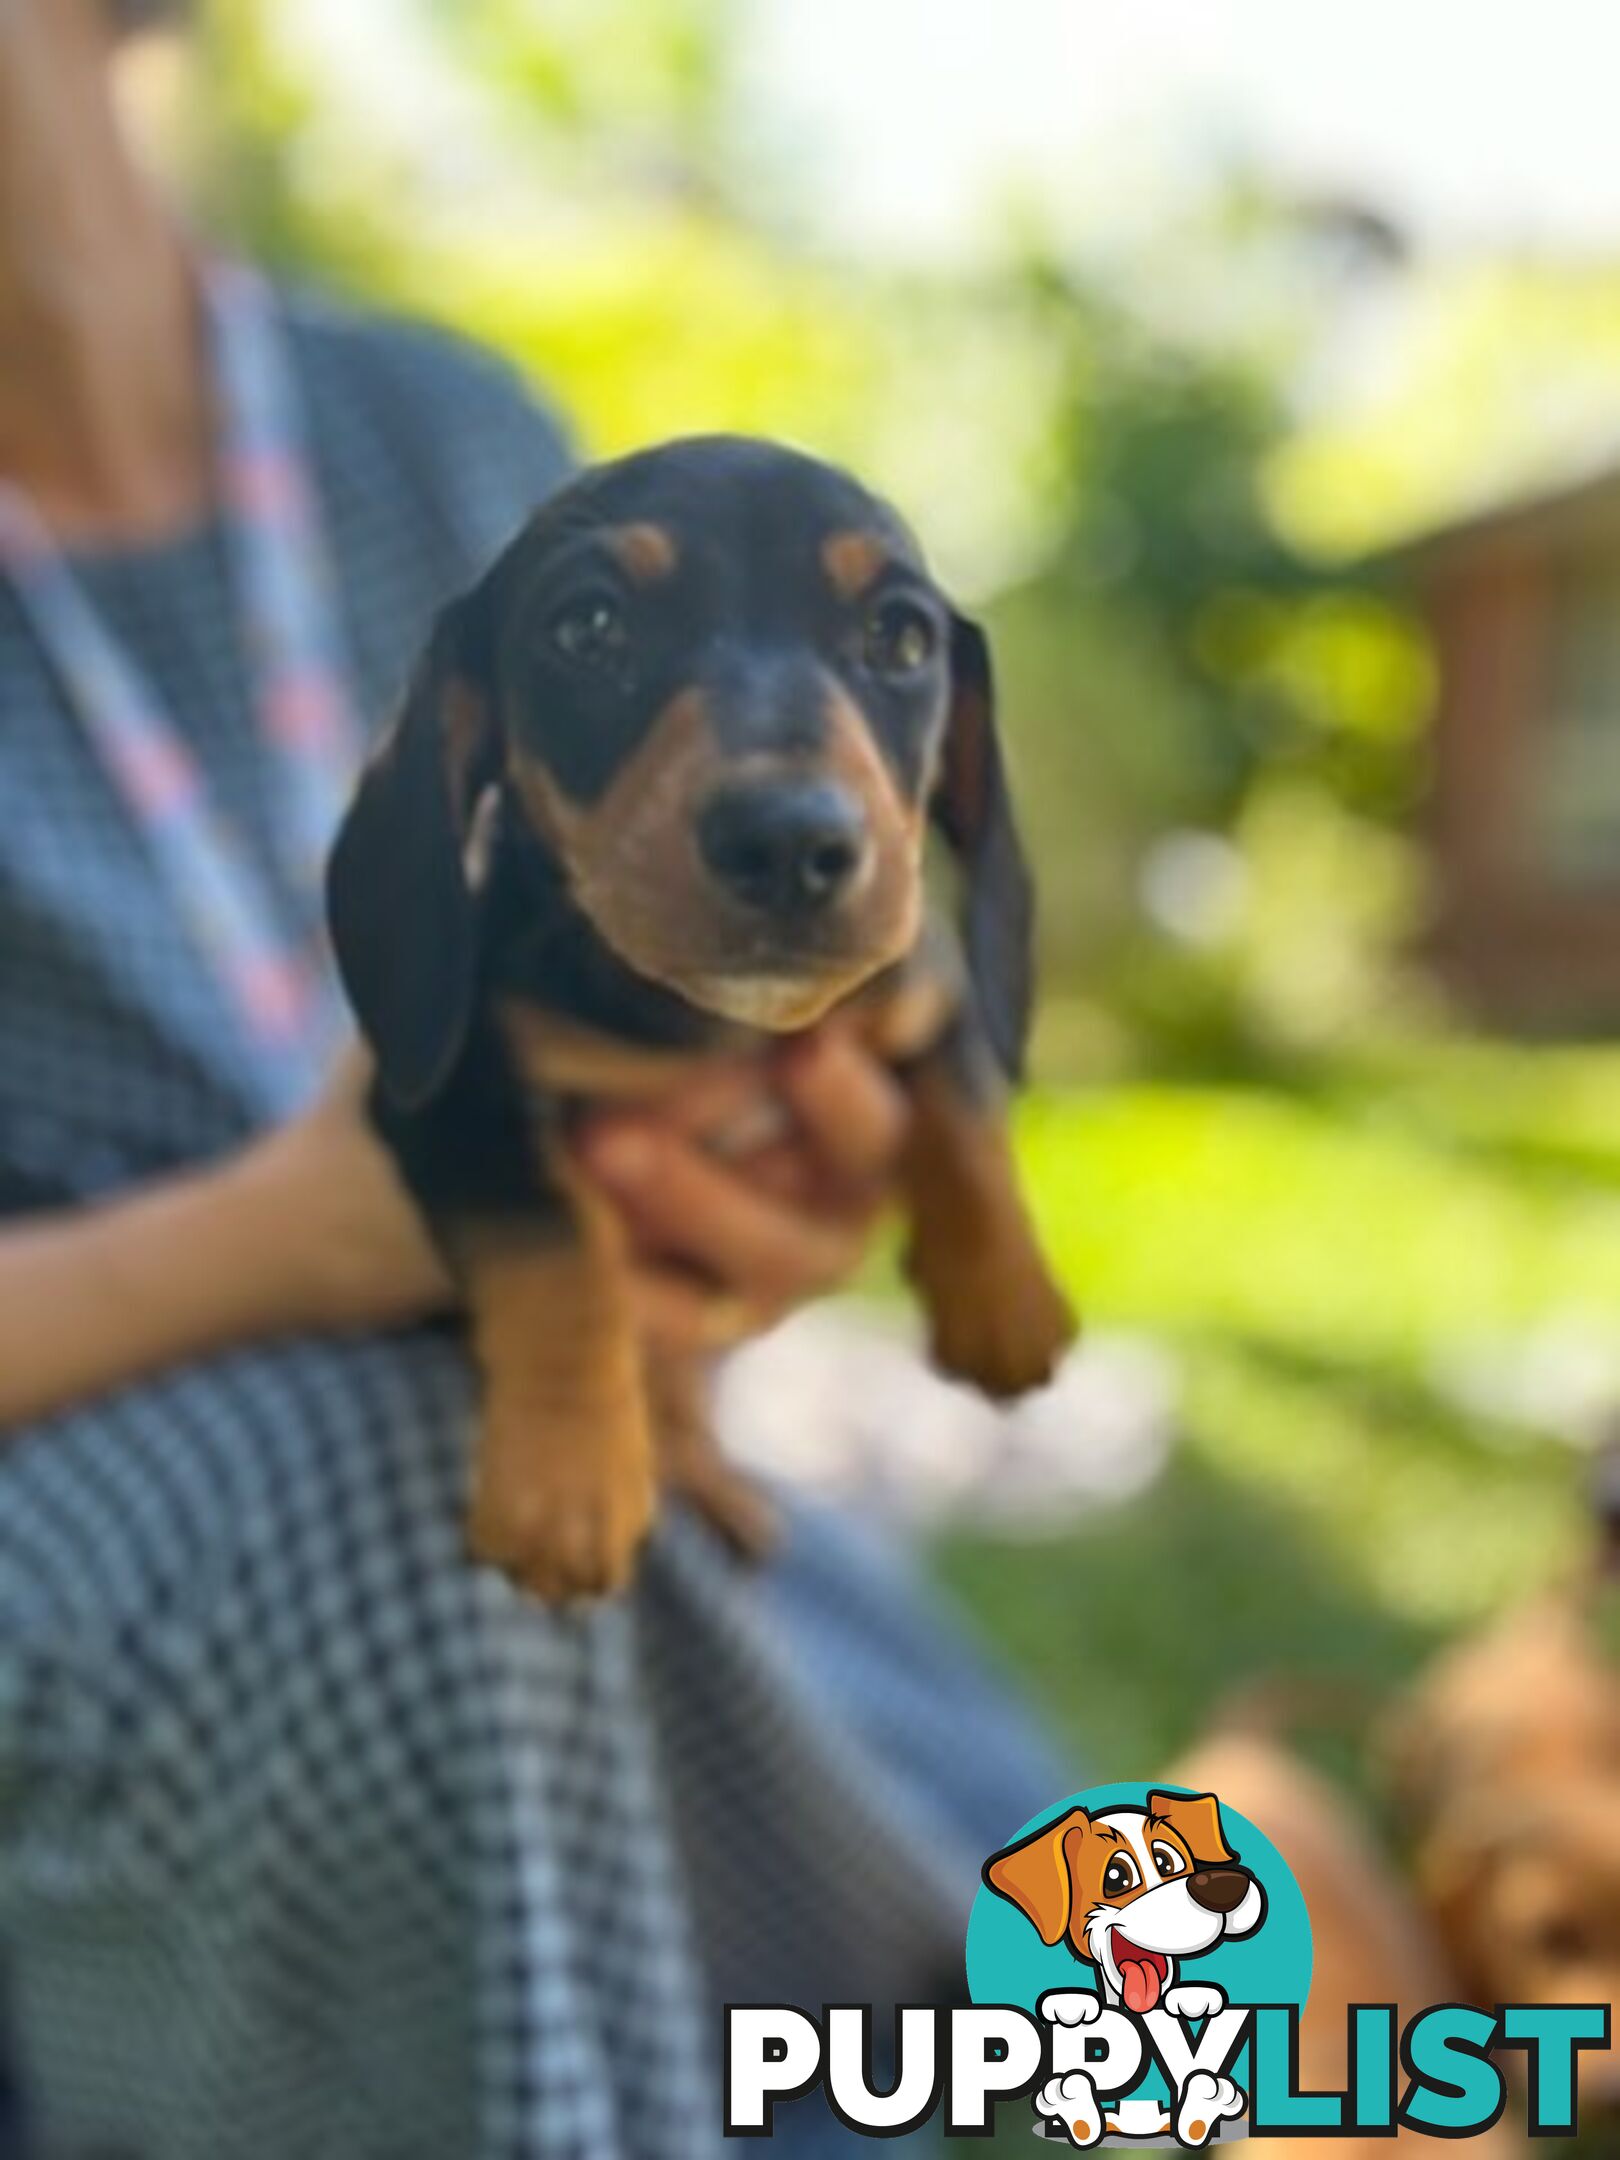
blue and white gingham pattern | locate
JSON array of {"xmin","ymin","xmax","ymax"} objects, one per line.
[
  {"xmin": 209, "ymin": 261, "xmax": 367, "ymax": 910},
  {"xmin": 0, "ymin": 264, "xmax": 363, "ymax": 1120},
  {"xmin": 0, "ymin": 292, "xmax": 1064, "ymax": 2158}
]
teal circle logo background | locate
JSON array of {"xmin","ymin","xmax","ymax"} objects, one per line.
[{"xmin": 966, "ymin": 1781, "xmax": 1312, "ymax": 2110}]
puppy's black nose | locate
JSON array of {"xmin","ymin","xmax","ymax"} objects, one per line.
[
  {"xmin": 1187, "ymin": 1868, "xmax": 1251, "ymax": 1915},
  {"xmin": 698, "ymin": 782, "xmax": 868, "ymax": 915}
]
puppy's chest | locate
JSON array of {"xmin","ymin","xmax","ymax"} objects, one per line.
[
  {"xmin": 498, "ymin": 1002, "xmax": 739, "ymax": 1111},
  {"xmin": 496, "ymin": 944, "xmax": 957, "ymax": 1127}
]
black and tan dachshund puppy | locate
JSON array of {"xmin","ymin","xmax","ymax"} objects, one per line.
[{"xmin": 328, "ymin": 435, "xmax": 1075, "ymax": 1599}]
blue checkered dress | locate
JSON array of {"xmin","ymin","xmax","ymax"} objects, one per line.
[{"xmin": 0, "ymin": 291, "xmax": 1061, "ymax": 2159}]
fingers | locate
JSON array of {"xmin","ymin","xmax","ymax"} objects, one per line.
[
  {"xmin": 626, "ymin": 1263, "xmax": 773, "ymax": 1353},
  {"xmin": 771, "ymin": 1025, "xmax": 909, "ymax": 1194},
  {"xmin": 581, "ymin": 1124, "xmax": 870, "ymax": 1310},
  {"xmin": 617, "ymin": 1059, "xmax": 776, "ymax": 1149},
  {"xmin": 571, "ymin": 1023, "xmax": 912, "ymax": 1353},
  {"xmin": 577, "ymin": 1023, "xmax": 908, "ymax": 1201}
]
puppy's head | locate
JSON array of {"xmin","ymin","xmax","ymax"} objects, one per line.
[
  {"xmin": 1390, "ymin": 1595, "xmax": 1620, "ymax": 2105},
  {"xmin": 983, "ymin": 1790, "xmax": 1266, "ymax": 2013},
  {"xmin": 329, "ymin": 435, "xmax": 1032, "ymax": 1109}
]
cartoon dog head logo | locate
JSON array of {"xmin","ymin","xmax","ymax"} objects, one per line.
[
  {"xmin": 977, "ymin": 1787, "xmax": 1286, "ymax": 2147},
  {"xmin": 983, "ymin": 1788, "xmax": 1268, "ymax": 2016}
]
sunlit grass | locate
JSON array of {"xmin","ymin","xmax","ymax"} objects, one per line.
[
  {"xmin": 934, "ymin": 1068, "xmax": 1606, "ymax": 1776},
  {"xmin": 1020, "ymin": 1080, "xmax": 1620, "ymax": 1372}
]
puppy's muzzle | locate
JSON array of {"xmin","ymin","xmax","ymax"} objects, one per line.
[
  {"xmin": 1187, "ymin": 1867, "xmax": 1252, "ymax": 1915},
  {"xmin": 698, "ymin": 779, "xmax": 870, "ymax": 919}
]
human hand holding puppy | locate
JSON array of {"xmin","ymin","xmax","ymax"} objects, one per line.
[
  {"xmin": 578, "ymin": 1021, "xmax": 907, "ymax": 1350},
  {"xmin": 273, "ymin": 1021, "xmax": 905, "ymax": 1347},
  {"xmin": 0, "ymin": 1024, "xmax": 901, "ymax": 1439}
]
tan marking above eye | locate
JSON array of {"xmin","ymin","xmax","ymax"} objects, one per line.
[
  {"xmin": 821, "ymin": 529, "xmax": 893, "ymax": 602},
  {"xmin": 604, "ymin": 521, "xmax": 679, "ymax": 583}
]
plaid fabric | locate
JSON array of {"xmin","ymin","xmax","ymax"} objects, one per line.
[
  {"xmin": 0, "ymin": 268, "xmax": 365, "ymax": 1115},
  {"xmin": 0, "ymin": 291, "xmax": 1064, "ymax": 2157}
]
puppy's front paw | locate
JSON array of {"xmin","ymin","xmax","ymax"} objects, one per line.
[
  {"xmin": 1036, "ymin": 2072, "xmax": 1103, "ymax": 2149},
  {"xmin": 914, "ymin": 1237, "xmax": 1076, "ymax": 1400},
  {"xmin": 899, "ymin": 1068, "xmax": 1078, "ymax": 1400},
  {"xmin": 470, "ymin": 1381, "xmax": 656, "ymax": 1601},
  {"xmin": 1176, "ymin": 2070, "xmax": 1245, "ymax": 2148},
  {"xmin": 1163, "ymin": 1983, "xmax": 1227, "ymax": 2023}
]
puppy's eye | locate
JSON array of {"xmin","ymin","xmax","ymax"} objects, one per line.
[
  {"xmin": 862, "ymin": 597, "xmax": 937, "ymax": 677},
  {"xmin": 1536, "ymin": 1916, "xmax": 1587, "ymax": 1964},
  {"xmin": 1102, "ymin": 1856, "xmax": 1139, "ymax": 1899},
  {"xmin": 550, "ymin": 591, "xmax": 629, "ymax": 671},
  {"xmin": 1151, "ymin": 1843, "xmax": 1185, "ymax": 1880}
]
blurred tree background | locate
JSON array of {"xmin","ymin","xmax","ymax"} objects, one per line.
[{"xmin": 127, "ymin": 0, "xmax": 1620, "ymax": 1788}]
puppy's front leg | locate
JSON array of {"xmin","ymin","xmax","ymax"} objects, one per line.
[
  {"xmin": 898, "ymin": 1028, "xmax": 1076, "ymax": 1399},
  {"xmin": 455, "ymin": 1171, "xmax": 656, "ymax": 1601},
  {"xmin": 374, "ymin": 1009, "xmax": 657, "ymax": 1601}
]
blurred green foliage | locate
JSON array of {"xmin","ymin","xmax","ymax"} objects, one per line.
[{"xmin": 946, "ymin": 1064, "xmax": 1608, "ymax": 1778}]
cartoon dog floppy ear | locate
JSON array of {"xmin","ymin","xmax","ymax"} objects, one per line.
[
  {"xmin": 1146, "ymin": 1790, "xmax": 1235, "ymax": 1868},
  {"xmin": 982, "ymin": 1807, "xmax": 1096, "ymax": 1952}
]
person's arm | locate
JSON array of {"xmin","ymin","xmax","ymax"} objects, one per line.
[
  {"xmin": 0, "ymin": 1054, "xmax": 450, "ymax": 1429},
  {"xmin": 0, "ymin": 1023, "xmax": 909, "ymax": 1432},
  {"xmin": 0, "ymin": 1162, "xmax": 355, "ymax": 1427}
]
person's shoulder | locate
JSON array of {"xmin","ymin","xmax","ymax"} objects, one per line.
[
  {"xmin": 275, "ymin": 283, "xmax": 577, "ymax": 569},
  {"xmin": 281, "ymin": 285, "xmax": 574, "ymax": 468}
]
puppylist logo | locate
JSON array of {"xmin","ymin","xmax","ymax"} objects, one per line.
[
  {"xmin": 977, "ymin": 1784, "xmax": 1276, "ymax": 2145},
  {"xmin": 725, "ymin": 1781, "xmax": 1610, "ymax": 2146}
]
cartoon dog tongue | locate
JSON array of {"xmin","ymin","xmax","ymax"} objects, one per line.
[{"xmin": 1115, "ymin": 1942, "xmax": 1164, "ymax": 2014}]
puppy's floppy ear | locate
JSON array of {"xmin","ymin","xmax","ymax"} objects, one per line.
[
  {"xmin": 931, "ymin": 612, "xmax": 1035, "ymax": 1083},
  {"xmin": 327, "ymin": 578, "xmax": 502, "ymax": 1110},
  {"xmin": 1147, "ymin": 1789, "xmax": 1237, "ymax": 1870},
  {"xmin": 983, "ymin": 1806, "xmax": 1092, "ymax": 1949},
  {"xmin": 1411, "ymin": 1800, "xmax": 1514, "ymax": 2001}
]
